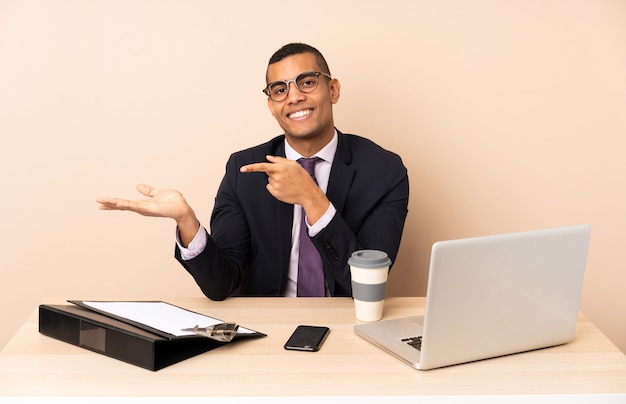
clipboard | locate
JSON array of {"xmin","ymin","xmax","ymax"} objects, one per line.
[
  {"xmin": 68, "ymin": 300, "xmax": 265, "ymax": 340},
  {"xmin": 38, "ymin": 300, "xmax": 266, "ymax": 371}
]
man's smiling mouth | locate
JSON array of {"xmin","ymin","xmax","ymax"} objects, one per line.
[{"xmin": 288, "ymin": 109, "xmax": 313, "ymax": 119}]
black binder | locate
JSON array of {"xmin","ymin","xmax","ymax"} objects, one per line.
[{"xmin": 39, "ymin": 303, "xmax": 265, "ymax": 371}]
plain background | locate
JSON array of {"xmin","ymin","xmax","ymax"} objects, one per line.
[{"xmin": 1, "ymin": 0, "xmax": 625, "ymax": 354}]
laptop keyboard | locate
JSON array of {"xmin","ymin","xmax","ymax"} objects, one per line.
[{"xmin": 402, "ymin": 336, "xmax": 423, "ymax": 351}]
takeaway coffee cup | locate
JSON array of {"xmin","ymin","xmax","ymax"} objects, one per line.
[{"xmin": 348, "ymin": 250, "xmax": 391, "ymax": 322}]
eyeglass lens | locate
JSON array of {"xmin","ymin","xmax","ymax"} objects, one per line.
[{"xmin": 267, "ymin": 72, "xmax": 321, "ymax": 101}]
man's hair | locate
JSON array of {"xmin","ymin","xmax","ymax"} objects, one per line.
[{"xmin": 266, "ymin": 43, "xmax": 331, "ymax": 83}]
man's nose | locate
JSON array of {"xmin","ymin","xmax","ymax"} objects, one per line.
[{"xmin": 286, "ymin": 81, "xmax": 305, "ymax": 102}]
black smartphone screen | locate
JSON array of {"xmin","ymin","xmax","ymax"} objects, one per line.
[{"xmin": 284, "ymin": 325, "xmax": 330, "ymax": 352}]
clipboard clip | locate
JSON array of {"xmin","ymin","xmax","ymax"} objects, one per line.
[{"xmin": 181, "ymin": 323, "xmax": 239, "ymax": 342}]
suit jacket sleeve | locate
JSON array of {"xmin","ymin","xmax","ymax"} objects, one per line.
[{"xmin": 174, "ymin": 154, "xmax": 250, "ymax": 300}]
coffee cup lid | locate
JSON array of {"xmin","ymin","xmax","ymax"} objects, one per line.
[{"xmin": 348, "ymin": 250, "xmax": 392, "ymax": 268}]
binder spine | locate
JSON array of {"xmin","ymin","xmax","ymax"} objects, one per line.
[{"xmin": 39, "ymin": 305, "xmax": 156, "ymax": 370}]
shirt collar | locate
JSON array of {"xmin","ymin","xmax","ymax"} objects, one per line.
[{"xmin": 284, "ymin": 129, "xmax": 338, "ymax": 164}]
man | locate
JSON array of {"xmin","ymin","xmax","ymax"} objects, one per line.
[{"xmin": 97, "ymin": 43, "xmax": 409, "ymax": 300}]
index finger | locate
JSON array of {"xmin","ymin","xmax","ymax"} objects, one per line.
[
  {"xmin": 240, "ymin": 162, "xmax": 276, "ymax": 173},
  {"xmin": 240, "ymin": 155, "xmax": 297, "ymax": 173},
  {"xmin": 240, "ymin": 154, "xmax": 288, "ymax": 173}
]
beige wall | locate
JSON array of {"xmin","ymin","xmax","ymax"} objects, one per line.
[{"xmin": 1, "ymin": 0, "xmax": 625, "ymax": 353}]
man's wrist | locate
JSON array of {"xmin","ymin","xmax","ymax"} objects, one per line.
[
  {"xmin": 302, "ymin": 191, "xmax": 330, "ymax": 226},
  {"xmin": 308, "ymin": 202, "xmax": 336, "ymax": 237},
  {"xmin": 176, "ymin": 209, "xmax": 200, "ymax": 247}
]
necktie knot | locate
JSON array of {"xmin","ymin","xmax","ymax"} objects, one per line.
[{"xmin": 298, "ymin": 157, "xmax": 322, "ymax": 178}]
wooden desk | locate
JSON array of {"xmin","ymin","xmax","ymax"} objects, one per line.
[{"xmin": 1, "ymin": 297, "xmax": 625, "ymax": 399}]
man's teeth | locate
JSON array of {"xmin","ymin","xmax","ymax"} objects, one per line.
[{"xmin": 289, "ymin": 110, "xmax": 312, "ymax": 119}]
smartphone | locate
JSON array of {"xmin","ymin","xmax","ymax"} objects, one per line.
[{"xmin": 284, "ymin": 325, "xmax": 330, "ymax": 352}]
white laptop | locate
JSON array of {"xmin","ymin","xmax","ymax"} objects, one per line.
[{"xmin": 354, "ymin": 224, "xmax": 591, "ymax": 370}]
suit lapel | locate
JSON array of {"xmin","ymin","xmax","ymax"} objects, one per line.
[{"xmin": 326, "ymin": 131, "xmax": 355, "ymax": 213}]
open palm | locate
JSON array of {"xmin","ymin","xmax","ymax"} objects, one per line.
[{"xmin": 97, "ymin": 184, "xmax": 190, "ymax": 221}]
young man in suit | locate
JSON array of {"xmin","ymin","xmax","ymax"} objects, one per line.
[{"xmin": 97, "ymin": 43, "xmax": 409, "ymax": 300}]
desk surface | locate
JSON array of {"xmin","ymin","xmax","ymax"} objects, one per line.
[{"xmin": 1, "ymin": 297, "xmax": 625, "ymax": 397}]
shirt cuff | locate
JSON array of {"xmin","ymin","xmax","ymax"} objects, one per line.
[
  {"xmin": 176, "ymin": 224, "xmax": 207, "ymax": 260},
  {"xmin": 307, "ymin": 203, "xmax": 336, "ymax": 237}
]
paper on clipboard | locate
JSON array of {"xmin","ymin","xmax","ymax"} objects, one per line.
[{"xmin": 72, "ymin": 300, "xmax": 257, "ymax": 338}]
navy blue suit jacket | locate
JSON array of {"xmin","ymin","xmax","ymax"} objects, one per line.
[{"xmin": 175, "ymin": 130, "xmax": 409, "ymax": 300}]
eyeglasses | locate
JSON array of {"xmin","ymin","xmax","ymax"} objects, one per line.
[{"xmin": 262, "ymin": 71, "xmax": 332, "ymax": 102}]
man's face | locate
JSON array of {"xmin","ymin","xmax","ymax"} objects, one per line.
[{"xmin": 266, "ymin": 53, "xmax": 340, "ymax": 143}]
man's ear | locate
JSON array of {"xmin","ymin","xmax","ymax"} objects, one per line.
[{"xmin": 329, "ymin": 78, "xmax": 341, "ymax": 104}]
